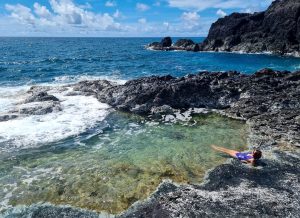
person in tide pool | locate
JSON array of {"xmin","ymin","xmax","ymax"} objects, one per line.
[{"xmin": 211, "ymin": 145, "xmax": 262, "ymax": 166}]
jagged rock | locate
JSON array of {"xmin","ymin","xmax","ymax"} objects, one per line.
[
  {"xmin": 161, "ymin": 37, "xmax": 172, "ymax": 47},
  {"xmin": 91, "ymin": 69, "xmax": 300, "ymax": 147},
  {"xmin": 72, "ymin": 80, "xmax": 114, "ymax": 96},
  {"xmin": 150, "ymin": 105, "xmax": 178, "ymax": 115},
  {"xmin": 202, "ymin": 0, "xmax": 300, "ymax": 55},
  {"xmin": 24, "ymin": 91, "xmax": 59, "ymax": 103},
  {"xmin": 147, "ymin": 38, "xmax": 199, "ymax": 52},
  {"xmin": 148, "ymin": 0, "xmax": 300, "ymax": 56},
  {"xmin": 11, "ymin": 101, "xmax": 62, "ymax": 115},
  {"xmin": 174, "ymin": 39, "xmax": 195, "ymax": 47},
  {"xmin": 186, "ymin": 44, "xmax": 200, "ymax": 52}
]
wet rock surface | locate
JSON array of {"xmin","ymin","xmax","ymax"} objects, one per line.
[
  {"xmin": 148, "ymin": 0, "xmax": 300, "ymax": 56},
  {"xmin": 0, "ymin": 87, "xmax": 63, "ymax": 122}
]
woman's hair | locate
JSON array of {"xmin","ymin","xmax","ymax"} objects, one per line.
[{"xmin": 253, "ymin": 150, "xmax": 262, "ymax": 160}]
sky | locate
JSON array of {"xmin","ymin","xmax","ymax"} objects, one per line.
[{"xmin": 0, "ymin": 0, "xmax": 274, "ymax": 37}]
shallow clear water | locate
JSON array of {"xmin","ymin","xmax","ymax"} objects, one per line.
[{"xmin": 0, "ymin": 112, "xmax": 247, "ymax": 214}]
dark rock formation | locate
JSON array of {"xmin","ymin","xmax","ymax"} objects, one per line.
[
  {"xmin": 72, "ymin": 80, "xmax": 114, "ymax": 96},
  {"xmin": 174, "ymin": 39, "xmax": 194, "ymax": 47},
  {"xmin": 148, "ymin": 37, "xmax": 172, "ymax": 50},
  {"xmin": 148, "ymin": 38, "xmax": 199, "ymax": 52},
  {"xmin": 161, "ymin": 37, "xmax": 172, "ymax": 47},
  {"xmin": 148, "ymin": 0, "xmax": 300, "ymax": 56},
  {"xmin": 24, "ymin": 91, "xmax": 59, "ymax": 103},
  {"xmin": 73, "ymin": 69, "xmax": 300, "ymax": 147},
  {"xmin": 201, "ymin": 0, "xmax": 300, "ymax": 55}
]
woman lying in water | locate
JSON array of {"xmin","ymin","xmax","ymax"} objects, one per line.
[{"xmin": 211, "ymin": 145, "xmax": 262, "ymax": 166}]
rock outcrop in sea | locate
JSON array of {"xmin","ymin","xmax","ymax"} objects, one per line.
[
  {"xmin": 148, "ymin": 0, "xmax": 300, "ymax": 56},
  {"xmin": 148, "ymin": 37, "xmax": 200, "ymax": 52}
]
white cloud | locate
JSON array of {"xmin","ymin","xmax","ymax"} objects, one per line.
[
  {"xmin": 168, "ymin": 0, "xmax": 274, "ymax": 11},
  {"xmin": 216, "ymin": 9, "xmax": 227, "ymax": 17},
  {"xmin": 5, "ymin": 4, "xmax": 35, "ymax": 25},
  {"xmin": 33, "ymin": 3, "xmax": 52, "ymax": 19},
  {"xmin": 5, "ymin": 0, "xmax": 123, "ymax": 32},
  {"xmin": 105, "ymin": 1, "xmax": 116, "ymax": 7},
  {"xmin": 181, "ymin": 12, "xmax": 200, "ymax": 22},
  {"xmin": 113, "ymin": 9, "xmax": 121, "ymax": 18},
  {"xmin": 136, "ymin": 3, "xmax": 150, "ymax": 12},
  {"xmin": 138, "ymin": 18, "xmax": 147, "ymax": 24}
]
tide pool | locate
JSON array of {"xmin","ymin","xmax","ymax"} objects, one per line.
[{"xmin": 0, "ymin": 112, "xmax": 247, "ymax": 214}]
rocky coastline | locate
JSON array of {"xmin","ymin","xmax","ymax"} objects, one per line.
[
  {"xmin": 148, "ymin": 0, "xmax": 300, "ymax": 57},
  {"xmin": 1, "ymin": 69, "xmax": 299, "ymax": 217}
]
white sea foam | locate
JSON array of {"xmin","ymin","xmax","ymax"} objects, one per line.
[
  {"xmin": 0, "ymin": 86, "xmax": 30, "ymax": 113},
  {"xmin": 54, "ymin": 75, "xmax": 127, "ymax": 85},
  {"xmin": 0, "ymin": 86, "xmax": 111, "ymax": 152}
]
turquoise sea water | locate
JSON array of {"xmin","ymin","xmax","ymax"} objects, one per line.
[{"xmin": 0, "ymin": 37, "xmax": 299, "ymax": 215}]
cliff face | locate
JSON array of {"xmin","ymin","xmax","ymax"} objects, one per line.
[
  {"xmin": 148, "ymin": 0, "xmax": 300, "ymax": 56},
  {"xmin": 202, "ymin": 0, "xmax": 300, "ymax": 55}
]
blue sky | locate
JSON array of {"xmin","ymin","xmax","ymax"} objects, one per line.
[{"xmin": 0, "ymin": 0, "xmax": 274, "ymax": 37}]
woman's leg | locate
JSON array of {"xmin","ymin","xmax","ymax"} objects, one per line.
[{"xmin": 211, "ymin": 145, "xmax": 238, "ymax": 158}]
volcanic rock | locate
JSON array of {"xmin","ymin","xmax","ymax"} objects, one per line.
[
  {"xmin": 161, "ymin": 37, "xmax": 172, "ymax": 47},
  {"xmin": 149, "ymin": 0, "xmax": 300, "ymax": 56},
  {"xmin": 71, "ymin": 69, "xmax": 300, "ymax": 148}
]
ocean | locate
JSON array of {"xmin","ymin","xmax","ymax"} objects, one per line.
[{"xmin": 0, "ymin": 37, "xmax": 299, "ymax": 215}]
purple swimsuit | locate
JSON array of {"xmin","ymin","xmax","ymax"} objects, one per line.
[{"xmin": 236, "ymin": 152, "xmax": 253, "ymax": 161}]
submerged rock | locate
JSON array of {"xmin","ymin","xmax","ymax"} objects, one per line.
[
  {"xmin": 16, "ymin": 101, "xmax": 62, "ymax": 115},
  {"xmin": 0, "ymin": 114, "xmax": 18, "ymax": 122}
]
